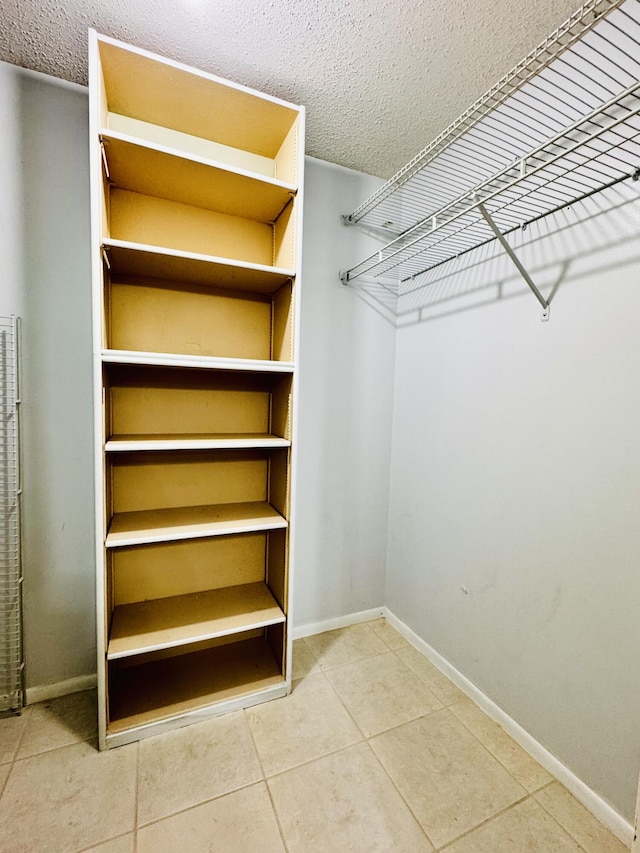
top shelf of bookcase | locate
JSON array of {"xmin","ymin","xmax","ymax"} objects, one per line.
[{"xmin": 94, "ymin": 32, "xmax": 303, "ymax": 185}]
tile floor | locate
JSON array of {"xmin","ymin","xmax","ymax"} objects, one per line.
[{"xmin": 0, "ymin": 618, "xmax": 630, "ymax": 852}]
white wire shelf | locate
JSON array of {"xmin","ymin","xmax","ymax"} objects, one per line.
[
  {"xmin": 0, "ymin": 316, "xmax": 23, "ymax": 715},
  {"xmin": 341, "ymin": 0, "xmax": 640, "ymax": 314}
]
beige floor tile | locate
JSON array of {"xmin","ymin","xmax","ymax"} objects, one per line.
[
  {"xmin": 137, "ymin": 710, "xmax": 262, "ymax": 826},
  {"xmin": 269, "ymin": 742, "xmax": 434, "ymax": 852},
  {"xmin": 245, "ymin": 672, "xmax": 362, "ymax": 776},
  {"xmin": 82, "ymin": 833, "xmax": 135, "ymax": 852},
  {"xmin": 534, "ymin": 782, "xmax": 629, "ymax": 852},
  {"xmin": 292, "ymin": 638, "xmax": 320, "ymax": 679},
  {"xmin": 370, "ymin": 708, "xmax": 526, "ymax": 848},
  {"xmin": 304, "ymin": 623, "xmax": 388, "ymax": 670},
  {"xmin": 444, "ymin": 798, "xmax": 583, "ymax": 852},
  {"xmin": 395, "ymin": 645, "xmax": 465, "ymax": 705},
  {"xmin": 0, "ymin": 709, "xmax": 30, "ymax": 765},
  {"xmin": 370, "ymin": 618, "xmax": 410, "ymax": 650},
  {"xmin": 18, "ymin": 690, "xmax": 97, "ymax": 759},
  {"xmin": 138, "ymin": 782, "xmax": 285, "ymax": 853},
  {"xmin": 325, "ymin": 651, "xmax": 443, "ymax": 737},
  {"xmin": 0, "ymin": 740, "xmax": 137, "ymax": 853},
  {"xmin": 450, "ymin": 698, "xmax": 553, "ymax": 792}
]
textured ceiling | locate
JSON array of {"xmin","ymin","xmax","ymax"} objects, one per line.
[{"xmin": 1, "ymin": 0, "xmax": 582, "ymax": 177}]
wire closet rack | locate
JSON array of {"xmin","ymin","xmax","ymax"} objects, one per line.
[
  {"xmin": 0, "ymin": 316, "xmax": 23, "ymax": 715},
  {"xmin": 341, "ymin": 0, "xmax": 640, "ymax": 321}
]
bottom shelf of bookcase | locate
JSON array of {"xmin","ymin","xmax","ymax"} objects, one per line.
[{"xmin": 106, "ymin": 635, "xmax": 285, "ymax": 741}]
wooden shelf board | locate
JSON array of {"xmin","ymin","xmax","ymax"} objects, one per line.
[
  {"xmin": 97, "ymin": 35, "xmax": 299, "ymax": 160},
  {"xmin": 103, "ymin": 239, "xmax": 295, "ymax": 294},
  {"xmin": 108, "ymin": 581, "xmax": 285, "ymax": 660},
  {"xmin": 106, "ymin": 433, "xmax": 291, "ymax": 452},
  {"xmin": 102, "ymin": 131, "xmax": 296, "ymax": 223},
  {"xmin": 101, "ymin": 348, "xmax": 295, "ymax": 373},
  {"xmin": 107, "ymin": 636, "xmax": 284, "ymax": 734},
  {"xmin": 106, "ymin": 501, "xmax": 287, "ymax": 548}
]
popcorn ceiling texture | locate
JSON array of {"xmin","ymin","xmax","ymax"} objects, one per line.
[{"xmin": 1, "ymin": 0, "xmax": 580, "ymax": 177}]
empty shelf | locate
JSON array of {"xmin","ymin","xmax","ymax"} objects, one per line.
[
  {"xmin": 107, "ymin": 501, "xmax": 288, "ymax": 548},
  {"xmin": 106, "ymin": 433, "xmax": 291, "ymax": 452},
  {"xmin": 102, "ymin": 131, "xmax": 296, "ymax": 222},
  {"xmin": 102, "ymin": 349, "xmax": 295, "ymax": 373},
  {"xmin": 108, "ymin": 581, "xmax": 285, "ymax": 659},
  {"xmin": 107, "ymin": 636, "xmax": 284, "ymax": 734},
  {"xmin": 103, "ymin": 240, "xmax": 295, "ymax": 295}
]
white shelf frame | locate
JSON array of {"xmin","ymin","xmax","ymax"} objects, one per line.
[
  {"xmin": 341, "ymin": 0, "xmax": 640, "ymax": 320},
  {"xmin": 89, "ymin": 29, "xmax": 305, "ymax": 748}
]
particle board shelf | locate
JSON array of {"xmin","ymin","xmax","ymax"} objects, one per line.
[
  {"xmin": 106, "ymin": 501, "xmax": 288, "ymax": 548},
  {"xmin": 107, "ymin": 636, "xmax": 284, "ymax": 735},
  {"xmin": 107, "ymin": 581, "xmax": 285, "ymax": 659},
  {"xmin": 103, "ymin": 240, "xmax": 295, "ymax": 295},
  {"xmin": 101, "ymin": 349, "xmax": 295, "ymax": 373},
  {"xmin": 101, "ymin": 131, "xmax": 296, "ymax": 223},
  {"xmin": 105, "ymin": 433, "xmax": 291, "ymax": 452}
]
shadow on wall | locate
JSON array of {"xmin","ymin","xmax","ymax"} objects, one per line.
[
  {"xmin": 17, "ymin": 70, "xmax": 96, "ymax": 688},
  {"xmin": 346, "ymin": 182, "xmax": 640, "ymax": 328}
]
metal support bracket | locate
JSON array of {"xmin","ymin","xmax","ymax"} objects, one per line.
[
  {"xmin": 341, "ymin": 214, "xmax": 355, "ymax": 226},
  {"xmin": 99, "ymin": 139, "xmax": 110, "ymax": 182},
  {"xmin": 478, "ymin": 202, "xmax": 550, "ymax": 322},
  {"xmin": 339, "ymin": 270, "xmax": 349, "ymax": 285}
]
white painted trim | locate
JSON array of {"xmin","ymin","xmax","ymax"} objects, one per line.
[
  {"xmin": 291, "ymin": 606, "xmax": 385, "ymax": 639},
  {"xmin": 25, "ymin": 674, "xmax": 97, "ymax": 705},
  {"xmin": 383, "ymin": 607, "xmax": 633, "ymax": 848}
]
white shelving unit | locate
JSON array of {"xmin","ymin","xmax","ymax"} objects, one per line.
[
  {"xmin": 89, "ymin": 31, "xmax": 304, "ymax": 748},
  {"xmin": 341, "ymin": 0, "xmax": 640, "ymax": 321}
]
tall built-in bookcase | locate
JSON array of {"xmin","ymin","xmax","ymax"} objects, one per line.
[{"xmin": 89, "ymin": 31, "xmax": 304, "ymax": 748}]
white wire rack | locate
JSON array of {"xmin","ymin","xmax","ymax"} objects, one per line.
[
  {"xmin": 0, "ymin": 316, "xmax": 23, "ymax": 715},
  {"xmin": 341, "ymin": 0, "xmax": 640, "ymax": 318}
]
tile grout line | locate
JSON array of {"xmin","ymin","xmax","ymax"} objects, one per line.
[
  {"xmin": 243, "ymin": 708, "xmax": 291, "ymax": 853},
  {"xmin": 433, "ymin": 793, "xmax": 533, "ymax": 851},
  {"xmin": 262, "ymin": 737, "xmax": 367, "ymax": 783},
  {"xmin": 307, "ymin": 656, "xmax": 438, "ymax": 848},
  {"xmin": 135, "ymin": 777, "xmax": 271, "ymax": 831},
  {"xmin": 303, "ymin": 621, "xmax": 394, "ymax": 673},
  {"xmin": 443, "ymin": 703, "xmax": 544, "ymax": 795},
  {"xmin": 10, "ymin": 733, "xmax": 100, "ymax": 764},
  {"xmin": 532, "ymin": 788, "xmax": 609, "ymax": 852},
  {"xmin": 365, "ymin": 735, "xmax": 438, "ymax": 850},
  {"xmin": 8, "ymin": 705, "xmax": 32, "ymax": 764},
  {"xmin": 133, "ymin": 740, "xmax": 140, "ymax": 852},
  {"xmin": 0, "ymin": 760, "xmax": 13, "ymax": 800}
]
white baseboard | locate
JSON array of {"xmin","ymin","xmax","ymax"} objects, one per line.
[
  {"xmin": 292, "ymin": 606, "xmax": 384, "ymax": 640},
  {"xmin": 383, "ymin": 607, "xmax": 633, "ymax": 848},
  {"xmin": 25, "ymin": 673, "xmax": 97, "ymax": 705}
]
